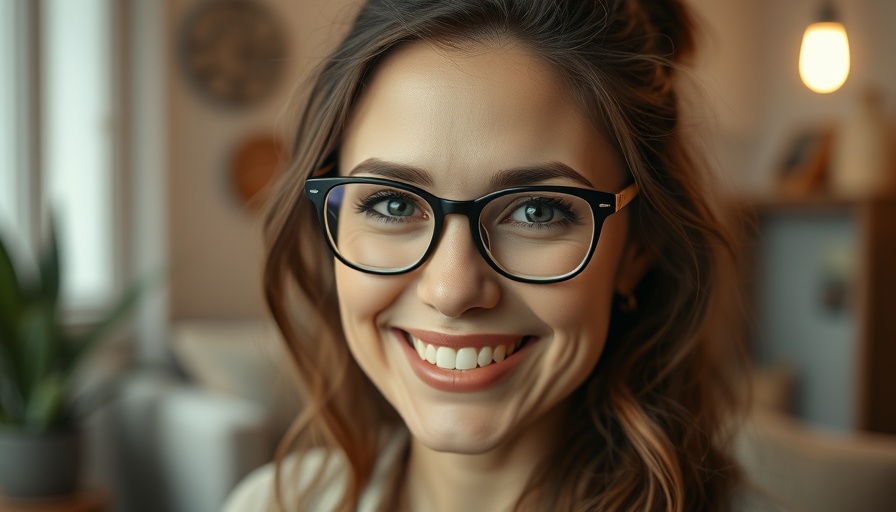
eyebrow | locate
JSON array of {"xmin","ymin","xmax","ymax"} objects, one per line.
[
  {"xmin": 348, "ymin": 158, "xmax": 434, "ymax": 186},
  {"xmin": 348, "ymin": 158, "xmax": 595, "ymax": 189},
  {"xmin": 490, "ymin": 163, "xmax": 594, "ymax": 188}
]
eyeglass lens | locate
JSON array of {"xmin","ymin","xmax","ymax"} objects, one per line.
[{"xmin": 323, "ymin": 183, "xmax": 596, "ymax": 280}]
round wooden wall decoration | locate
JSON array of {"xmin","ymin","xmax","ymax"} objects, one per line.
[
  {"xmin": 179, "ymin": 0, "xmax": 286, "ymax": 107},
  {"xmin": 231, "ymin": 134, "xmax": 287, "ymax": 212}
]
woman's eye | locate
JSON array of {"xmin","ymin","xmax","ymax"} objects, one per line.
[
  {"xmin": 510, "ymin": 203, "xmax": 558, "ymax": 224},
  {"xmin": 356, "ymin": 190, "xmax": 428, "ymax": 222},
  {"xmin": 498, "ymin": 195, "xmax": 583, "ymax": 230},
  {"xmin": 373, "ymin": 197, "xmax": 416, "ymax": 217}
]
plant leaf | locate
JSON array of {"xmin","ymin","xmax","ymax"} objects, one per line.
[
  {"xmin": 0, "ymin": 338, "xmax": 23, "ymax": 412},
  {"xmin": 61, "ymin": 280, "xmax": 143, "ymax": 376},
  {"xmin": 38, "ymin": 214, "xmax": 61, "ymax": 307},
  {"xmin": 0, "ymin": 370, "xmax": 25, "ymax": 424},
  {"xmin": 18, "ymin": 302, "xmax": 58, "ymax": 400},
  {"xmin": 24, "ymin": 372, "xmax": 66, "ymax": 430},
  {"xmin": 69, "ymin": 365, "xmax": 153, "ymax": 422},
  {"xmin": 0, "ymin": 229, "xmax": 23, "ymax": 345}
]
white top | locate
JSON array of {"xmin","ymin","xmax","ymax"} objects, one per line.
[
  {"xmin": 222, "ymin": 430, "xmax": 787, "ymax": 512},
  {"xmin": 221, "ymin": 430, "xmax": 408, "ymax": 512}
]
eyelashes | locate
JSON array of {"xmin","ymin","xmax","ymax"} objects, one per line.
[
  {"xmin": 355, "ymin": 190, "xmax": 428, "ymax": 223},
  {"xmin": 501, "ymin": 196, "xmax": 583, "ymax": 228}
]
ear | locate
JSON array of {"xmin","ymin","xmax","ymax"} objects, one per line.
[{"xmin": 614, "ymin": 237, "xmax": 654, "ymax": 296}]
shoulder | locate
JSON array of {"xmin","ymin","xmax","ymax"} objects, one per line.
[
  {"xmin": 220, "ymin": 449, "xmax": 342, "ymax": 512},
  {"xmin": 220, "ymin": 462, "xmax": 277, "ymax": 512},
  {"xmin": 221, "ymin": 429, "xmax": 409, "ymax": 512}
]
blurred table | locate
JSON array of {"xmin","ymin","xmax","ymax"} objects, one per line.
[{"xmin": 0, "ymin": 489, "xmax": 109, "ymax": 512}]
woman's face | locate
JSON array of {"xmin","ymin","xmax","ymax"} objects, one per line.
[{"xmin": 336, "ymin": 41, "xmax": 638, "ymax": 454}]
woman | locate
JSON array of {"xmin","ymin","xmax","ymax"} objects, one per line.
[{"xmin": 225, "ymin": 0, "xmax": 772, "ymax": 510}]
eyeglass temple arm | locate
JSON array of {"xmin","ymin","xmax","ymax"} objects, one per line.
[{"xmin": 615, "ymin": 182, "xmax": 639, "ymax": 212}]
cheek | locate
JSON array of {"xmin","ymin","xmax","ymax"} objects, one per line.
[
  {"xmin": 537, "ymin": 278, "xmax": 614, "ymax": 327},
  {"xmin": 529, "ymin": 215, "xmax": 628, "ymax": 368},
  {"xmin": 334, "ymin": 264, "xmax": 397, "ymax": 377},
  {"xmin": 334, "ymin": 263, "xmax": 416, "ymax": 374},
  {"xmin": 334, "ymin": 263, "xmax": 401, "ymax": 325},
  {"xmin": 540, "ymin": 222, "xmax": 625, "ymax": 327},
  {"xmin": 535, "ymin": 273, "xmax": 615, "ymax": 369}
]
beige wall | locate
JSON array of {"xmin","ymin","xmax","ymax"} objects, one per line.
[
  {"xmin": 166, "ymin": 0, "xmax": 361, "ymax": 319},
  {"xmin": 748, "ymin": 0, "xmax": 896, "ymax": 192},
  {"xmin": 164, "ymin": 0, "xmax": 895, "ymax": 320},
  {"xmin": 685, "ymin": 0, "xmax": 765, "ymax": 192}
]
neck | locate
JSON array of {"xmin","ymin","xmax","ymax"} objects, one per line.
[{"xmin": 400, "ymin": 401, "xmax": 568, "ymax": 512}]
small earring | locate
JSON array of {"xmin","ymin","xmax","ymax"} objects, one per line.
[{"xmin": 620, "ymin": 293, "xmax": 638, "ymax": 313}]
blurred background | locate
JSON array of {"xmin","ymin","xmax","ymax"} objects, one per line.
[{"xmin": 0, "ymin": 0, "xmax": 894, "ymax": 511}]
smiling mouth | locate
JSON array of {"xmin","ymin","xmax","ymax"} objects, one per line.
[{"xmin": 401, "ymin": 331, "xmax": 532, "ymax": 370}]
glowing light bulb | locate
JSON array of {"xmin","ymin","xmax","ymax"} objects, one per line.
[{"xmin": 799, "ymin": 21, "xmax": 850, "ymax": 94}]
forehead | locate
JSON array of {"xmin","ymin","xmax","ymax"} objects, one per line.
[{"xmin": 339, "ymin": 41, "xmax": 625, "ymax": 194}]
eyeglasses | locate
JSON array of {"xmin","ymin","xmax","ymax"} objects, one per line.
[{"xmin": 304, "ymin": 175, "xmax": 638, "ymax": 283}]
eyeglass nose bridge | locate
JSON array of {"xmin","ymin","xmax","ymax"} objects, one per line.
[
  {"xmin": 424, "ymin": 197, "xmax": 497, "ymax": 273},
  {"xmin": 438, "ymin": 197, "xmax": 483, "ymax": 216}
]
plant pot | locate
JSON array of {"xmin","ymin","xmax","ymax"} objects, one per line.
[{"xmin": 0, "ymin": 427, "xmax": 82, "ymax": 498}]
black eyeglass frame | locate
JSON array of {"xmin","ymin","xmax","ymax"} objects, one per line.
[{"xmin": 304, "ymin": 175, "xmax": 639, "ymax": 284}]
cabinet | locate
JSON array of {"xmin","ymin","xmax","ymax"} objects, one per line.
[{"xmin": 745, "ymin": 195, "xmax": 896, "ymax": 434}]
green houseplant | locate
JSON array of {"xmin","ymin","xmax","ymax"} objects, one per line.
[{"xmin": 0, "ymin": 221, "xmax": 141, "ymax": 498}]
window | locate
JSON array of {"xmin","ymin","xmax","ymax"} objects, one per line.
[
  {"xmin": 0, "ymin": 1, "xmax": 22, "ymax": 231},
  {"xmin": 1, "ymin": 0, "xmax": 118, "ymax": 313},
  {"xmin": 42, "ymin": 0, "xmax": 116, "ymax": 308}
]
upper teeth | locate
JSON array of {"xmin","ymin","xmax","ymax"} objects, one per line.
[{"xmin": 409, "ymin": 335, "xmax": 523, "ymax": 370}]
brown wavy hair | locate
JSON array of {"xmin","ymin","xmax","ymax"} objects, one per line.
[{"xmin": 263, "ymin": 0, "xmax": 748, "ymax": 510}]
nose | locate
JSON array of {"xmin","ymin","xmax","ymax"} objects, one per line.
[{"xmin": 415, "ymin": 215, "xmax": 501, "ymax": 318}]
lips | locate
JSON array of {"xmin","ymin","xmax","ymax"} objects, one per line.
[{"xmin": 393, "ymin": 328, "xmax": 535, "ymax": 392}]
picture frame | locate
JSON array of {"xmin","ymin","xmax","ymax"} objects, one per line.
[{"xmin": 776, "ymin": 124, "xmax": 835, "ymax": 197}]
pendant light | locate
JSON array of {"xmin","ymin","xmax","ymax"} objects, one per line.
[{"xmin": 799, "ymin": 2, "xmax": 850, "ymax": 94}]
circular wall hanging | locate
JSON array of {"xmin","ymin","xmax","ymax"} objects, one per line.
[
  {"xmin": 230, "ymin": 134, "xmax": 287, "ymax": 212},
  {"xmin": 179, "ymin": 0, "xmax": 287, "ymax": 107}
]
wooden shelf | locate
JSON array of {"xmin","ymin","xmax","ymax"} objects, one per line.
[
  {"xmin": 740, "ymin": 192, "xmax": 896, "ymax": 213},
  {"xmin": 0, "ymin": 490, "xmax": 109, "ymax": 512}
]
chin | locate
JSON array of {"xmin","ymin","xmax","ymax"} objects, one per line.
[
  {"xmin": 400, "ymin": 401, "xmax": 519, "ymax": 454},
  {"xmin": 411, "ymin": 426, "xmax": 506, "ymax": 455}
]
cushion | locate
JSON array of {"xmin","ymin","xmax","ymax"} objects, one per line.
[
  {"xmin": 738, "ymin": 411, "xmax": 896, "ymax": 512},
  {"xmin": 169, "ymin": 320, "xmax": 302, "ymax": 436}
]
